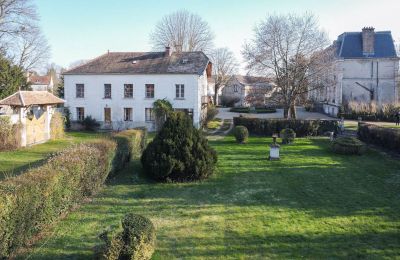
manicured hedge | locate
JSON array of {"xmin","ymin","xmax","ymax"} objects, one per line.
[
  {"xmin": 112, "ymin": 128, "xmax": 147, "ymax": 174},
  {"xmin": 331, "ymin": 137, "xmax": 366, "ymax": 155},
  {"xmin": 233, "ymin": 117, "xmax": 339, "ymax": 137},
  {"xmin": 358, "ymin": 123, "xmax": 400, "ymax": 152},
  {"xmin": 0, "ymin": 129, "xmax": 147, "ymax": 258},
  {"xmin": 96, "ymin": 213, "xmax": 156, "ymax": 260},
  {"xmin": 229, "ymin": 107, "xmax": 277, "ymax": 114},
  {"xmin": 233, "ymin": 125, "xmax": 249, "ymax": 143}
]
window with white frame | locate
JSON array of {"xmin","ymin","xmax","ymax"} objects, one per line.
[
  {"xmin": 145, "ymin": 84, "xmax": 154, "ymax": 98},
  {"xmin": 104, "ymin": 84, "xmax": 112, "ymax": 99},
  {"xmin": 234, "ymin": 85, "xmax": 239, "ymax": 93},
  {"xmin": 145, "ymin": 108, "xmax": 154, "ymax": 121},
  {"xmin": 124, "ymin": 108, "xmax": 132, "ymax": 121},
  {"xmin": 76, "ymin": 107, "xmax": 85, "ymax": 121},
  {"xmin": 124, "ymin": 84, "xmax": 133, "ymax": 98},
  {"xmin": 175, "ymin": 84, "xmax": 185, "ymax": 98},
  {"xmin": 76, "ymin": 84, "xmax": 84, "ymax": 98}
]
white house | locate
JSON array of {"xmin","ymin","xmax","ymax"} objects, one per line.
[
  {"xmin": 27, "ymin": 73, "xmax": 54, "ymax": 92},
  {"xmin": 63, "ymin": 48, "xmax": 212, "ymax": 131},
  {"xmin": 308, "ymin": 27, "xmax": 399, "ymax": 116},
  {"xmin": 220, "ymin": 75, "xmax": 275, "ymax": 107}
]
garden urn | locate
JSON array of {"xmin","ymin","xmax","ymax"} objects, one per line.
[{"xmin": 269, "ymin": 134, "xmax": 280, "ymax": 160}]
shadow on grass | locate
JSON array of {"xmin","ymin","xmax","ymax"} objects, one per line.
[{"xmin": 23, "ymin": 137, "xmax": 400, "ymax": 259}]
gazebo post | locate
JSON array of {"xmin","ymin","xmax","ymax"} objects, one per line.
[
  {"xmin": 45, "ymin": 105, "xmax": 51, "ymax": 140},
  {"xmin": 19, "ymin": 107, "xmax": 27, "ymax": 147}
]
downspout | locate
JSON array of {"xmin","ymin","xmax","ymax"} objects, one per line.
[{"xmin": 376, "ymin": 61, "xmax": 379, "ymax": 105}]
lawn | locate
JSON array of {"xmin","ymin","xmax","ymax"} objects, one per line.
[
  {"xmin": 21, "ymin": 136, "xmax": 400, "ymax": 259},
  {"xmin": 206, "ymin": 118, "xmax": 223, "ymax": 130},
  {"xmin": 0, "ymin": 132, "xmax": 106, "ymax": 179},
  {"xmin": 345, "ymin": 120, "xmax": 400, "ymax": 131}
]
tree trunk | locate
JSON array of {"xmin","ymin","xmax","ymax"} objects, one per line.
[
  {"xmin": 289, "ymin": 103, "xmax": 297, "ymax": 119},
  {"xmin": 283, "ymin": 107, "xmax": 289, "ymax": 118}
]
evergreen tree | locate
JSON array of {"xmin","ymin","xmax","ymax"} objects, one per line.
[
  {"xmin": 0, "ymin": 55, "xmax": 28, "ymax": 100},
  {"xmin": 141, "ymin": 112, "xmax": 217, "ymax": 182}
]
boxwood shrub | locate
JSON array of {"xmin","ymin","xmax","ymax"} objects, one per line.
[
  {"xmin": 233, "ymin": 117, "xmax": 338, "ymax": 137},
  {"xmin": 141, "ymin": 112, "xmax": 217, "ymax": 182},
  {"xmin": 331, "ymin": 137, "xmax": 366, "ymax": 155},
  {"xmin": 0, "ymin": 129, "xmax": 147, "ymax": 258},
  {"xmin": 233, "ymin": 125, "xmax": 249, "ymax": 143},
  {"xmin": 96, "ymin": 213, "xmax": 156, "ymax": 260},
  {"xmin": 280, "ymin": 128, "xmax": 296, "ymax": 144},
  {"xmin": 358, "ymin": 123, "xmax": 400, "ymax": 152}
]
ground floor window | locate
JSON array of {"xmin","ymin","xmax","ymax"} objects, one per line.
[
  {"xmin": 145, "ymin": 108, "xmax": 154, "ymax": 122},
  {"xmin": 76, "ymin": 107, "xmax": 84, "ymax": 121},
  {"xmin": 124, "ymin": 108, "xmax": 132, "ymax": 121},
  {"xmin": 175, "ymin": 108, "xmax": 193, "ymax": 120}
]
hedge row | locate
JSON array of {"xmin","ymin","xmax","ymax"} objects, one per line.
[
  {"xmin": 0, "ymin": 129, "xmax": 146, "ymax": 258},
  {"xmin": 233, "ymin": 117, "xmax": 339, "ymax": 137},
  {"xmin": 112, "ymin": 128, "xmax": 147, "ymax": 175},
  {"xmin": 358, "ymin": 123, "xmax": 400, "ymax": 152}
]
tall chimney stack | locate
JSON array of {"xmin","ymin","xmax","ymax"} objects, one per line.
[
  {"xmin": 165, "ymin": 46, "xmax": 171, "ymax": 57},
  {"xmin": 362, "ymin": 27, "xmax": 375, "ymax": 56}
]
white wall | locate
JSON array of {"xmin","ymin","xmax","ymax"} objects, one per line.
[{"xmin": 64, "ymin": 74, "xmax": 205, "ymax": 130}]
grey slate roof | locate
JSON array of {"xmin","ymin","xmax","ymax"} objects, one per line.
[
  {"xmin": 336, "ymin": 31, "xmax": 398, "ymax": 59},
  {"xmin": 64, "ymin": 51, "xmax": 210, "ymax": 75}
]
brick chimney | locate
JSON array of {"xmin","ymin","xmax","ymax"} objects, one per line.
[
  {"xmin": 165, "ymin": 46, "xmax": 171, "ymax": 57},
  {"xmin": 362, "ymin": 27, "xmax": 375, "ymax": 56}
]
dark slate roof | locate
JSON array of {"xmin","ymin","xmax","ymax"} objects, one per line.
[
  {"xmin": 64, "ymin": 51, "xmax": 210, "ymax": 75},
  {"xmin": 336, "ymin": 31, "xmax": 398, "ymax": 59}
]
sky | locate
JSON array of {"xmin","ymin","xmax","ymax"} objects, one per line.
[{"xmin": 36, "ymin": 0, "xmax": 400, "ymax": 70}]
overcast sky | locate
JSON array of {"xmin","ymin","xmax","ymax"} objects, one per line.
[{"xmin": 36, "ymin": 0, "xmax": 400, "ymax": 70}]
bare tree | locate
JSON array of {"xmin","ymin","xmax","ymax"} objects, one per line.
[
  {"xmin": 12, "ymin": 28, "xmax": 50, "ymax": 70},
  {"xmin": 209, "ymin": 47, "xmax": 238, "ymax": 104},
  {"xmin": 0, "ymin": 0, "xmax": 50, "ymax": 71},
  {"xmin": 150, "ymin": 10, "xmax": 214, "ymax": 52},
  {"xmin": 242, "ymin": 13, "xmax": 331, "ymax": 118}
]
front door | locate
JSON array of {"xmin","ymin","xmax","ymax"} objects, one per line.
[{"xmin": 104, "ymin": 107, "xmax": 111, "ymax": 125}]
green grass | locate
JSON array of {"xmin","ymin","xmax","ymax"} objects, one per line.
[
  {"xmin": 21, "ymin": 136, "xmax": 400, "ymax": 259},
  {"xmin": 206, "ymin": 118, "xmax": 223, "ymax": 130},
  {"xmin": 0, "ymin": 131, "xmax": 106, "ymax": 179}
]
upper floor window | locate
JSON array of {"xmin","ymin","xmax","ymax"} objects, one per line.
[
  {"xmin": 124, "ymin": 108, "xmax": 132, "ymax": 121},
  {"xmin": 176, "ymin": 84, "xmax": 184, "ymax": 98},
  {"xmin": 145, "ymin": 84, "xmax": 154, "ymax": 98},
  {"xmin": 76, "ymin": 84, "xmax": 84, "ymax": 98},
  {"xmin": 76, "ymin": 107, "xmax": 85, "ymax": 121},
  {"xmin": 104, "ymin": 84, "xmax": 112, "ymax": 99},
  {"xmin": 124, "ymin": 84, "xmax": 133, "ymax": 98},
  {"xmin": 234, "ymin": 85, "xmax": 239, "ymax": 93}
]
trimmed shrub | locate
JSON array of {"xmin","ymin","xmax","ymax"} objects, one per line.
[
  {"xmin": 81, "ymin": 115, "xmax": 100, "ymax": 131},
  {"xmin": 331, "ymin": 137, "xmax": 366, "ymax": 155},
  {"xmin": 358, "ymin": 123, "xmax": 400, "ymax": 152},
  {"xmin": 229, "ymin": 107, "xmax": 277, "ymax": 114},
  {"xmin": 0, "ymin": 116, "xmax": 21, "ymax": 151},
  {"xmin": 0, "ymin": 140, "xmax": 117, "ymax": 258},
  {"xmin": 97, "ymin": 214, "xmax": 156, "ymax": 260},
  {"xmin": 280, "ymin": 128, "xmax": 296, "ymax": 144},
  {"xmin": 50, "ymin": 111, "xmax": 65, "ymax": 140},
  {"xmin": 233, "ymin": 126, "xmax": 249, "ymax": 143},
  {"xmin": 141, "ymin": 112, "xmax": 217, "ymax": 182},
  {"xmin": 111, "ymin": 129, "xmax": 147, "ymax": 175},
  {"xmin": 233, "ymin": 117, "xmax": 339, "ymax": 137}
]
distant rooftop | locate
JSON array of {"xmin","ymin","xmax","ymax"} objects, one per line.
[{"xmin": 63, "ymin": 51, "xmax": 211, "ymax": 75}]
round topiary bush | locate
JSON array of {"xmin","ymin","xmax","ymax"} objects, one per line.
[
  {"xmin": 331, "ymin": 137, "xmax": 366, "ymax": 155},
  {"xmin": 280, "ymin": 128, "xmax": 296, "ymax": 144},
  {"xmin": 97, "ymin": 213, "xmax": 156, "ymax": 260},
  {"xmin": 141, "ymin": 112, "xmax": 217, "ymax": 182},
  {"xmin": 233, "ymin": 125, "xmax": 249, "ymax": 143}
]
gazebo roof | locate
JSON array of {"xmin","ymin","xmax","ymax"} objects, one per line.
[{"xmin": 0, "ymin": 91, "xmax": 65, "ymax": 107}]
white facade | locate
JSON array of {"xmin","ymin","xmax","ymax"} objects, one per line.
[
  {"xmin": 310, "ymin": 58, "xmax": 399, "ymax": 116},
  {"xmin": 64, "ymin": 73, "xmax": 208, "ymax": 131}
]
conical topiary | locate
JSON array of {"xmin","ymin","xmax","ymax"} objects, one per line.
[{"xmin": 141, "ymin": 112, "xmax": 217, "ymax": 182}]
